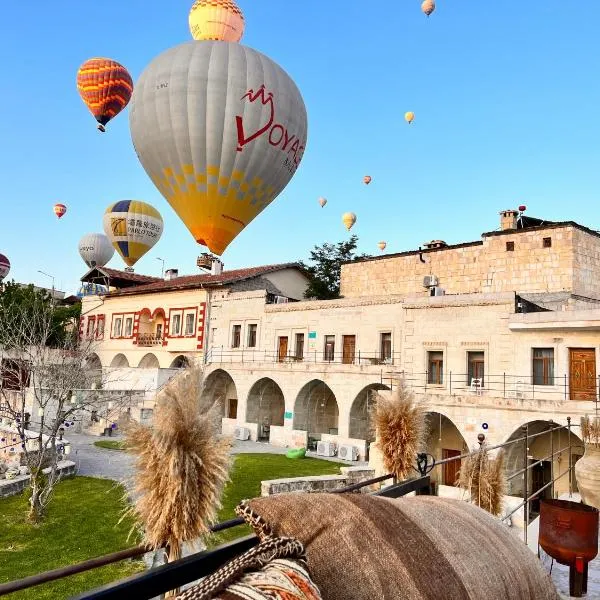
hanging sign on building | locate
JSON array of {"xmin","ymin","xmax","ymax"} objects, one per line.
[{"xmin": 308, "ymin": 331, "xmax": 317, "ymax": 351}]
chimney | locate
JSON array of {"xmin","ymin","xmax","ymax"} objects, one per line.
[
  {"xmin": 499, "ymin": 209, "xmax": 518, "ymax": 231},
  {"xmin": 422, "ymin": 240, "xmax": 448, "ymax": 250},
  {"xmin": 165, "ymin": 268, "xmax": 179, "ymax": 281},
  {"xmin": 210, "ymin": 259, "xmax": 223, "ymax": 276}
]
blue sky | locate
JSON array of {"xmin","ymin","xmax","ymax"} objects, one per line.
[{"xmin": 2, "ymin": 1, "xmax": 600, "ymax": 294}]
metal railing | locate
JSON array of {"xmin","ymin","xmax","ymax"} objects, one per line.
[
  {"xmin": 204, "ymin": 346, "xmax": 399, "ymax": 366},
  {"xmin": 136, "ymin": 333, "xmax": 163, "ymax": 347},
  {"xmin": 0, "ymin": 419, "xmax": 583, "ymax": 599},
  {"xmin": 383, "ymin": 371, "xmax": 599, "ymax": 403}
]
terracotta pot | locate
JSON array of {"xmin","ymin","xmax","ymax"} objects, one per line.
[{"xmin": 575, "ymin": 445, "xmax": 600, "ymax": 509}]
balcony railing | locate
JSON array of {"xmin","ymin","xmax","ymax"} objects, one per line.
[
  {"xmin": 204, "ymin": 347, "xmax": 398, "ymax": 366},
  {"xmin": 386, "ymin": 371, "xmax": 600, "ymax": 403},
  {"xmin": 0, "ymin": 421, "xmax": 583, "ymax": 599},
  {"xmin": 136, "ymin": 333, "xmax": 163, "ymax": 347}
]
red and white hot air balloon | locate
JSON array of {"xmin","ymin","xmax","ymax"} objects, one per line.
[
  {"xmin": 53, "ymin": 203, "xmax": 67, "ymax": 219},
  {"xmin": 363, "ymin": 175, "xmax": 372, "ymax": 185}
]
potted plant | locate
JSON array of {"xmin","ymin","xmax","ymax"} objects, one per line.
[{"xmin": 575, "ymin": 415, "xmax": 600, "ymax": 509}]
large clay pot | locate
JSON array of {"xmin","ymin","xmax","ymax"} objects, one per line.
[{"xmin": 575, "ymin": 445, "xmax": 600, "ymax": 509}]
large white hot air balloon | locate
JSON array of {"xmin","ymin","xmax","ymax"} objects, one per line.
[
  {"xmin": 78, "ymin": 233, "xmax": 115, "ymax": 268},
  {"xmin": 129, "ymin": 41, "xmax": 308, "ymax": 256}
]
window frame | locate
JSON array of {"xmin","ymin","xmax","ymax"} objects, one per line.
[
  {"xmin": 86, "ymin": 316, "xmax": 96, "ymax": 339},
  {"xmin": 467, "ymin": 351, "xmax": 485, "ymax": 387},
  {"xmin": 543, "ymin": 237, "xmax": 552, "ymax": 248},
  {"xmin": 184, "ymin": 312, "xmax": 196, "ymax": 337},
  {"xmin": 167, "ymin": 307, "xmax": 198, "ymax": 339},
  {"xmin": 96, "ymin": 315, "xmax": 105, "ymax": 339},
  {"xmin": 231, "ymin": 324, "xmax": 242, "ymax": 349},
  {"xmin": 506, "ymin": 241, "xmax": 515, "ymax": 252},
  {"xmin": 427, "ymin": 350, "xmax": 444, "ymax": 385},
  {"xmin": 380, "ymin": 332, "xmax": 392, "ymax": 362},
  {"xmin": 112, "ymin": 316, "xmax": 123, "ymax": 338},
  {"xmin": 247, "ymin": 324, "xmax": 258, "ymax": 348},
  {"xmin": 295, "ymin": 332, "xmax": 305, "ymax": 359},
  {"xmin": 532, "ymin": 347, "xmax": 555, "ymax": 386},
  {"xmin": 324, "ymin": 335, "xmax": 335, "ymax": 362},
  {"xmin": 124, "ymin": 317, "xmax": 133, "ymax": 338}
]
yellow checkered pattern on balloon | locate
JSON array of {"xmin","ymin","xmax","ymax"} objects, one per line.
[{"xmin": 150, "ymin": 164, "xmax": 276, "ymax": 255}]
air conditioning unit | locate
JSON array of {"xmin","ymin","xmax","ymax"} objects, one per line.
[
  {"xmin": 432, "ymin": 286, "xmax": 445, "ymax": 296},
  {"xmin": 338, "ymin": 444, "xmax": 359, "ymax": 461},
  {"xmin": 234, "ymin": 426, "xmax": 250, "ymax": 441},
  {"xmin": 274, "ymin": 296, "xmax": 289, "ymax": 304},
  {"xmin": 423, "ymin": 275, "xmax": 439, "ymax": 288},
  {"xmin": 316, "ymin": 441, "xmax": 337, "ymax": 457}
]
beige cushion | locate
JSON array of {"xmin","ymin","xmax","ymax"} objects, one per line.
[{"xmin": 239, "ymin": 494, "xmax": 559, "ymax": 600}]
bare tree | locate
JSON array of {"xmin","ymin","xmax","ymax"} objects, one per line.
[{"xmin": 0, "ymin": 284, "xmax": 131, "ymax": 522}]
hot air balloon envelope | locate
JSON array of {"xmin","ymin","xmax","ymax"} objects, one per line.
[
  {"xmin": 0, "ymin": 254, "xmax": 10, "ymax": 281},
  {"xmin": 342, "ymin": 212, "xmax": 356, "ymax": 231},
  {"xmin": 189, "ymin": 0, "xmax": 245, "ymax": 42},
  {"xmin": 318, "ymin": 197, "xmax": 327, "ymax": 208},
  {"xmin": 363, "ymin": 176, "xmax": 372, "ymax": 185},
  {"xmin": 54, "ymin": 204, "xmax": 67, "ymax": 219},
  {"xmin": 103, "ymin": 201, "xmax": 163, "ymax": 267},
  {"xmin": 405, "ymin": 111, "xmax": 415, "ymax": 124},
  {"xmin": 77, "ymin": 58, "xmax": 133, "ymax": 132},
  {"xmin": 378, "ymin": 241, "xmax": 387, "ymax": 251},
  {"xmin": 129, "ymin": 41, "xmax": 308, "ymax": 256},
  {"xmin": 422, "ymin": 0, "xmax": 435, "ymax": 16},
  {"xmin": 78, "ymin": 233, "xmax": 115, "ymax": 268},
  {"xmin": 518, "ymin": 205, "xmax": 527, "ymax": 212}
]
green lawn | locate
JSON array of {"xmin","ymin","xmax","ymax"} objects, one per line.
[
  {"xmin": 0, "ymin": 477, "xmax": 142, "ymax": 600},
  {"xmin": 0, "ymin": 454, "xmax": 341, "ymax": 599},
  {"xmin": 93, "ymin": 440, "xmax": 126, "ymax": 451}
]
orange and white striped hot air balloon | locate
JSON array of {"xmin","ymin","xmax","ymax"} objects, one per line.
[
  {"xmin": 422, "ymin": 0, "xmax": 435, "ymax": 16},
  {"xmin": 318, "ymin": 197, "xmax": 327, "ymax": 208},
  {"xmin": 378, "ymin": 241, "xmax": 387, "ymax": 251},
  {"xmin": 363, "ymin": 175, "xmax": 372, "ymax": 185},
  {"xmin": 53, "ymin": 203, "xmax": 67, "ymax": 219},
  {"xmin": 189, "ymin": 0, "xmax": 245, "ymax": 42},
  {"xmin": 342, "ymin": 212, "xmax": 356, "ymax": 231},
  {"xmin": 77, "ymin": 58, "xmax": 133, "ymax": 132}
]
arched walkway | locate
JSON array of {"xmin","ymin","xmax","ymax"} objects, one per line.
[
  {"xmin": 138, "ymin": 353, "xmax": 160, "ymax": 368},
  {"xmin": 85, "ymin": 353, "xmax": 102, "ymax": 371},
  {"xmin": 84, "ymin": 353, "xmax": 103, "ymax": 387},
  {"xmin": 110, "ymin": 354, "xmax": 129, "ymax": 368},
  {"xmin": 293, "ymin": 380, "xmax": 339, "ymax": 444},
  {"xmin": 201, "ymin": 369, "xmax": 238, "ymax": 418},
  {"xmin": 246, "ymin": 378, "xmax": 285, "ymax": 441},
  {"xmin": 425, "ymin": 412, "xmax": 469, "ymax": 488},
  {"xmin": 504, "ymin": 421, "xmax": 584, "ymax": 506},
  {"xmin": 349, "ymin": 384, "xmax": 390, "ymax": 441},
  {"xmin": 170, "ymin": 355, "xmax": 190, "ymax": 369}
]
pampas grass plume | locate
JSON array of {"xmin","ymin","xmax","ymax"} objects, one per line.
[
  {"xmin": 458, "ymin": 445, "xmax": 506, "ymax": 517},
  {"xmin": 373, "ymin": 381, "xmax": 427, "ymax": 480},
  {"xmin": 124, "ymin": 367, "xmax": 232, "ymax": 561}
]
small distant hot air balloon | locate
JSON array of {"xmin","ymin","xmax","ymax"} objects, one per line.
[
  {"xmin": 363, "ymin": 176, "xmax": 372, "ymax": 185},
  {"xmin": 422, "ymin": 0, "xmax": 435, "ymax": 16},
  {"xmin": 405, "ymin": 111, "xmax": 415, "ymax": 124},
  {"xmin": 518, "ymin": 205, "xmax": 527, "ymax": 212},
  {"xmin": 54, "ymin": 204, "xmax": 67, "ymax": 219},
  {"xmin": 77, "ymin": 58, "xmax": 133, "ymax": 132},
  {"xmin": 103, "ymin": 201, "xmax": 163, "ymax": 268},
  {"xmin": 378, "ymin": 241, "xmax": 387, "ymax": 251},
  {"xmin": 189, "ymin": 0, "xmax": 245, "ymax": 42},
  {"xmin": 342, "ymin": 212, "xmax": 357, "ymax": 231},
  {"xmin": 318, "ymin": 197, "xmax": 327, "ymax": 208},
  {"xmin": 0, "ymin": 253, "xmax": 10, "ymax": 281},
  {"xmin": 78, "ymin": 233, "xmax": 115, "ymax": 268}
]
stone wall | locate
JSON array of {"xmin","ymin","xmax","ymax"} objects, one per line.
[
  {"xmin": 0, "ymin": 460, "xmax": 76, "ymax": 499},
  {"xmin": 340, "ymin": 224, "xmax": 586, "ymax": 299}
]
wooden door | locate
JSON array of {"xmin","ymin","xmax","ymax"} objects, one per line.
[
  {"xmin": 442, "ymin": 448, "xmax": 461, "ymax": 486},
  {"xmin": 342, "ymin": 335, "xmax": 356, "ymax": 364},
  {"xmin": 569, "ymin": 349, "xmax": 596, "ymax": 400},
  {"xmin": 278, "ymin": 337, "xmax": 288, "ymax": 362},
  {"xmin": 227, "ymin": 398, "xmax": 238, "ymax": 419}
]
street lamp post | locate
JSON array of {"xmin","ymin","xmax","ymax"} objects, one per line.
[
  {"xmin": 37, "ymin": 270, "xmax": 55, "ymax": 301},
  {"xmin": 156, "ymin": 257, "xmax": 165, "ymax": 278}
]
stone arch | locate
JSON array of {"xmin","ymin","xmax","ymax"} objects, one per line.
[
  {"xmin": 138, "ymin": 353, "xmax": 160, "ymax": 368},
  {"xmin": 425, "ymin": 412, "xmax": 469, "ymax": 488},
  {"xmin": 349, "ymin": 383, "xmax": 390, "ymax": 441},
  {"xmin": 201, "ymin": 369, "xmax": 238, "ymax": 418},
  {"xmin": 85, "ymin": 353, "xmax": 102, "ymax": 371},
  {"xmin": 170, "ymin": 355, "xmax": 190, "ymax": 369},
  {"xmin": 293, "ymin": 380, "xmax": 339, "ymax": 443},
  {"xmin": 503, "ymin": 420, "xmax": 584, "ymax": 504},
  {"xmin": 246, "ymin": 378, "xmax": 285, "ymax": 440},
  {"xmin": 110, "ymin": 354, "xmax": 129, "ymax": 368}
]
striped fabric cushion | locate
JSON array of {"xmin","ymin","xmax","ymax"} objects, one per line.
[
  {"xmin": 176, "ymin": 536, "xmax": 322, "ymax": 600},
  {"xmin": 239, "ymin": 494, "xmax": 560, "ymax": 600}
]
